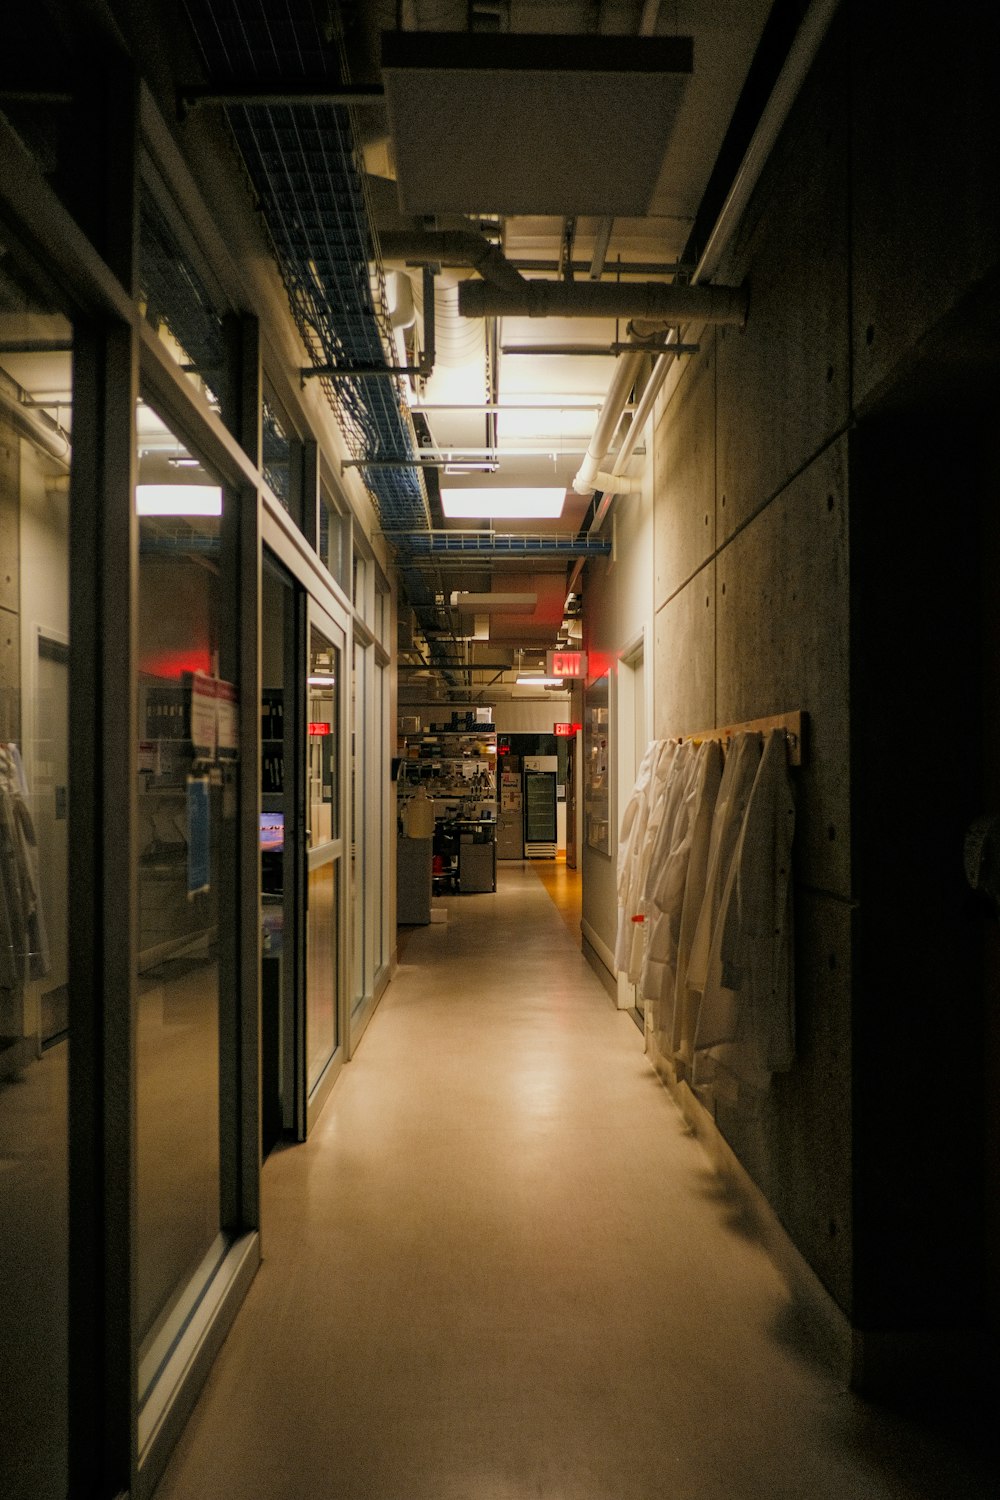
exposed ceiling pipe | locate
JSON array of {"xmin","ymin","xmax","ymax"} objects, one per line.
[
  {"xmin": 592, "ymin": 471, "xmax": 641, "ymax": 494},
  {"xmin": 459, "ymin": 278, "xmax": 747, "ymax": 323},
  {"xmin": 573, "ymin": 349, "xmax": 644, "ymax": 498},
  {"xmin": 0, "ymin": 379, "xmax": 70, "ymax": 463},
  {"xmin": 379, "ymin": 229, "xmax": 526, "ymax": 294},
  {"xmin": 570, "ymin": 0, "xmax": 842, "ymax": 508}
]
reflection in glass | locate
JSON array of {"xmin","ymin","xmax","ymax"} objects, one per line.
[
  {"xmin": 139, "ymin": 184, "xmax": 224, "ymax": 407},
  {"xmin": 306, "ymin": 626, "xmax": 340, "ymax": 1092},
  {"xmin": 374, "ymin": 661, "xmax": 386, "ymax": 973},
  {"xmin": 307, "ymin": 861, "xmax": 338, "ymax": 1089},
  {"xmin": 262, "ymin": 395, "xmax": 290, "ymax": 509},
  {"xmin": 352, "ymin": 642, "xmax": 365, "ymax": 1016},
  {"xmin": 134, "ymin": 402, "xmax": 236, "ymax": 1388},
  {"xmin": 0, "ymin": 258, "xmax": 71, "ymax": 1497},
  {"xmin": 308, "ymin": 629, "xmax": 338, "ymax": 848},
  {"xmin": 584, "ymin": 672, "xmax": 611, "ymax": 853}
]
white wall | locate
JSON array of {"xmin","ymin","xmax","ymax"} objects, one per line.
[
  {"xmin": 493, "ymin": 698, "xmax": 571, "ymax": 735},
  {"xmin": 580, "ymin": 430, "xmax": 655, "ymax": 973}
]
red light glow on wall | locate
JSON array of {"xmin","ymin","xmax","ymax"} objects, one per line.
[{"xmin": 141, "ymin": 648, "xmax": 213, "ymax": 680}]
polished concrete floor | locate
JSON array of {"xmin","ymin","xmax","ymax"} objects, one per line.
[{"xmin": 154, "ymin": 863, "xmax": 997, "ymax": 1500}]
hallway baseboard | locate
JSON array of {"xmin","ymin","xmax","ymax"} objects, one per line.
[
  {"xmin": 581, "ymin": 919, "xmax": 617, "ymax": 1000},
  {"xmin": 646, "ymin": 1033, "xmax": 854, "ymax": 1386}
]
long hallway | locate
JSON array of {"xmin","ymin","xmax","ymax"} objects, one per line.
[{"xmin": 154, "ymin": 866, "xmax": 995, "ymax": 1499}]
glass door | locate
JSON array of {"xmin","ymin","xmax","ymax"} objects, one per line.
[
  {"xmin": 351, "ymin": 638, "xmax": 366, "ymax": 1027},
  {"xmin": 304, "ymin": 603, "xmax": 347, "ymax": 1128}
]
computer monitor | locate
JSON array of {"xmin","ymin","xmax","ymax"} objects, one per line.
[{"xmin": 260, "ymin": 812, "xmax": 284, "ymax": 852}]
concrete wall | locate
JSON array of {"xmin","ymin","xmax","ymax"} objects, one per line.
[{"xmin": 642, "ymin": 0, "xmax": 1000, "ymax": 1365}]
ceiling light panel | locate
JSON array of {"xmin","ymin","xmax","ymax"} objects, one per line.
[{"xmin": 441, "ymin": 488, "xmax": 566, "ymax": 519}]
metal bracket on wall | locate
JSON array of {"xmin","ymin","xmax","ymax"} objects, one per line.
[
  {"xmin": 300, "ymin": 267, "xmax": 436, "ymax": 383},
  {"xmin": 673, "ymin": 710, "xmax": 808, "ymax": 767}
]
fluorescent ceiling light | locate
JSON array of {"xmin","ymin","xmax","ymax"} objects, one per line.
[
  {"xmin": 441, "ymin": 487, "xmax": 565, "ymax": 520},
  {"xmin": 515, "ymin": 676, "xmax": 565, "ymax": 687},
  {"xmin": 136, "ymin": 484, "xmax": 222, "ymax": 517},
  {"xmin": 308, "ymin": 676, "xmax": 337, "ymax": 686}
]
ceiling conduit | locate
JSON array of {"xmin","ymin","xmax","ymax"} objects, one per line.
[
  {"xmin": 571, "ymin": 0, "xmax": 843, "ymax": 504},
  {"xmin": 181, "ymin": 0, "xmax": 431, "ymax": 537}
]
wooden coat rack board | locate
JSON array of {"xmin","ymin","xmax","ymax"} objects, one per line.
[{"xmin": 673, "ymin": 709, "xmax": 807, "ymax": 767}]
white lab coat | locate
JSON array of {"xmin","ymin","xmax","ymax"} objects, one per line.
[
  {"xmin": 620, "ymin": 741, "xmax": 677, "ymax": 984},
  {"xmin": 632, "ymin": 744, "xmax": 695, "ymax": 1014},
  {"xmin": 686, "ymin": 732, "xmax": 764, "ymax": 1065},
  {"xmin": 639, "ymin": 740, "xmax": 700, "ymax": 1030},
  {"xmin": 614, "ymin": 740, "xmax": 664, "ymax": 974},
  {"xmin": 699, "ymin": 728, "xmax": 796, "ymax": 1090},
  {"xmin": 0, "ymin": 742, "xmax": 50, "ymax": 990},
  {"xmin": 659, "ymin": 737, "xmax": 724, "ymax": 1059}
]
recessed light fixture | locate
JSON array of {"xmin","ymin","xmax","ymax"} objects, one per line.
[
  {"xmin": 515, "ymin": 676, "xmax": 565, "ymax": 687},
  {"xmin": 441, "ymin": 487, "xmax": 565, "ymax": 520},
  {"xmin": 136, "ymin": 484, "xmax": 222, "ymax": 516}
]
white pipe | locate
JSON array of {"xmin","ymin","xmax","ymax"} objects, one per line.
[
  {"xmin": 697, "ymin": 0, "xmax": 843, "ymax": 282},
  {"xmin": 574, "ymin": 0, "xmax": 842, "ymax": 500},
  {"xmin": 593, "ymin": 470, "xmax": 641, "ymax": 494},
  {"xmin": 572, "ymin": 349, "xmax": 644, "ymax": 495},
  {"xmin": 0, "ymin": 381, "xmax": 70, "ymax": 462}
]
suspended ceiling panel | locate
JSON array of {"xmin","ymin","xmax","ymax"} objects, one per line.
[
  {"xmin": 382, "ymin": 31, "xmax": 693, "ymax": 217},
  {"xmin": 487, "ymin": 573, "xmax": 568, "ymax": 646}
]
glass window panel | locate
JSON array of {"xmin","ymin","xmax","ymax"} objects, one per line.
[
  {"xmin": 352, "ymin": 642, "xmax": 365, "ymax": 1015},
  {"xmin": 306, "ymin": 860, "xmax": 338, "ymax": 1090},
  {"xmin": 308, "ymin": 629, "xmax": 339, "ymax": 848},
  {"xmin": 0, "ymin": 255, "xmax": 71, "ymax": 1498},
  {"xmin": 374, "ymin": 661, "xmax": 386, "ymax": 972},
  {"xmin": 262, "ymin": 395, "xmax": 291, "ymax": 509},
  {"xmin": 139, "ymin": 184, "xmax": 224, "ymax": 407},
  {"xmin": 320, "ymin": 497, "xmax": 351, "ymax": 593},
  {"xmin": 134, "ymin": 401, "xmax": 237, "ymax": 1387},
  {"xmin": 306, "ymin": 625, "xmax": 340, "ymax": 1090}
]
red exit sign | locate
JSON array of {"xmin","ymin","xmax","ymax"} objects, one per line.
[
  {"xmin": 309, "ymin": 721, "xmax": 331, "ymax": 736},
  {"xmin": 554, "ymin": 722, "xmax": 582, "ymax": 737},
  {"xmin": 546, "ymin": 649, "xmax": 588, "ymax": 678}
]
